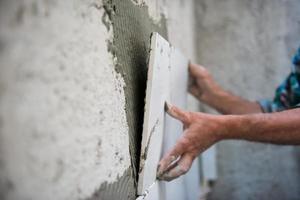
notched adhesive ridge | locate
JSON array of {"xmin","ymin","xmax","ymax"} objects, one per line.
[{"xmin": 102, "ymin": 0, "xmax": 168, "ymax": 198}]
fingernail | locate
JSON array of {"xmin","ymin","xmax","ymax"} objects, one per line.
[
  {"xmin": 164, "ymin": 101, "xmax": 170, "ymax": 111},
  {"xmin": 164, "ymin": 101, "xmax": 173, "ymax": 112}
]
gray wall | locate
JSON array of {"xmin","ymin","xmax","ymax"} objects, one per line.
[
  {"xmin": 0, "ymin": 0, "xmax": 198, "ymax": 199},
  {"xmin": 0, "ymin": 0, "xmax": 136, "ymax": 199},
  {"xmin": 195, "ymin": 0, "xmax": 300, "ymax": 199}
]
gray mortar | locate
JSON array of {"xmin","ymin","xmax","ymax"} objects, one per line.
[
  {"xmin": 85, "ymin": 168, "xmax": 134, "ymax": 200},
  {"xmin": 100, "ymin": 0, "xmax": 168, "ymax": 199}
]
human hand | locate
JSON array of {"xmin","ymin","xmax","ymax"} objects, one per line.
[
  {"xmin": 189, "ymin": 63, "xmax": 222, "ymax": 103},
  {"xmin": 156, "ymin": 102, "xmax": 224, "ymax": 181}
]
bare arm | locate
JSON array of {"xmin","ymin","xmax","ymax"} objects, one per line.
[
  {"xmin": 189, "ymin": 63, "xmax": 262, "ymax": 114},
  {"xmin": 157, "ymin": 63, "xmax": 299, "ymax": 182},
  {"xmin": 204, "ymin": 89, "xmax": 262, "ymax": 114},
  {"xmin": 225, "ymin": 108, "xmax": 300, "ymax": 144},
  {"xmin": 157, "ymin": 104, "xmax": 300, "ymax": 181}
]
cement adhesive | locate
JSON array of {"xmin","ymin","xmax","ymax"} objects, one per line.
[{"xmin": 92, "ymin": 0, "xmax": 167, "ymax": 199}]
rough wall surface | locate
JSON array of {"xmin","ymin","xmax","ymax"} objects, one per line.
[
  {"xmin": 195, "ymin": 0, "xmax": 300, "ymax": 199},
  {"xmin": 0, "ymin": 0, "xmax": 135, "ymax": 199},
  {"xmin": 0, "ymin": 0, "xmax": 199, "ymax": 199},
  {"xmin": 104, "ymin": 0, "xmax": 167, "ymax": 188}
]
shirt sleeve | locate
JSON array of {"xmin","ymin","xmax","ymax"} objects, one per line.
[
  {"xmin": 258, "ymin": 47, "xmax": 300, "ymax": 113},
  {"xmin": 258, "ymin": 72, "xmax": 300, "ymax": 113},
  {"xmin": 257, "ymin": 99, "xmax": 285, "ymax": 113}
]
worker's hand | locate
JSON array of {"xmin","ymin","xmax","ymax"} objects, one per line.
[
  {"xmin": 189, "ymin": 63, "xmax": 222, "ymax": 103},
  {"xmin": 157, "ymin": 103, "xmax": 224, "ymax": 181}
]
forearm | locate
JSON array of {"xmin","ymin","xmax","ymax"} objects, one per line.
[
  {"xmin": 203, "ymin": 89, "xmax": 262, "ymax": 115},
  {"xmin": 221, "ymin": 108, "xmax": 300, "ymax": 145}
]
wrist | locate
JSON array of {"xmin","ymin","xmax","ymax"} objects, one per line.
[
  {"xmin": 201, "ymin": 86, "xmax": 226, "ymax": 104},
  {"xmin": 217, "ymin": 114, "xmax": 249, "ymax": 140},
  {"xmin": 219, "ymin": 113, "xmax": 265, "ymax": 141},
  {"xmin": 201, "ymin": 88, "xmax": 231, "ymax": 112},
  {"xmin": 203, "ymin": 114, "xmax": 237, "ymax": 142}
]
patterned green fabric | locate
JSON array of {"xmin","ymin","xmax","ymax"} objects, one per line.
[{"xmin": 259, "ymin": 47, "xmax": 300, "ymax": 112}]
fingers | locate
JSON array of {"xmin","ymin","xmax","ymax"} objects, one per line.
[
  {"xmin": 165, "ymin": 102, "xmax": 190, "ymax": 124},
  {"xmin": 188, "ymin": 85, "xmax": 202, "ymax": 98},
  {"xmin": 158, "ymin": 154, "xmax": 194, "ymax": 182},
  {"xmin": 156, "ymin": 137, "xmax": 188, "ymax": 178}
]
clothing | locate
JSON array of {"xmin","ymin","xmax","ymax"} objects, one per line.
[{"xmin": 259, "ymin": 47, "xmax": 300, "ymax": 112}]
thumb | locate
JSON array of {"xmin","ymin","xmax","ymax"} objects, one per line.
[
  {"xmin": 189, "ymin": 63, "xmax": 207, "ymax": 78},
  {"xmin": 165, "ymin": 102, "xmax": 190, "ymax": 123}
]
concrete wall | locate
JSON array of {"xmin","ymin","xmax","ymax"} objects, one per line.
[
  {"xmin": 0, "ymin": 0, "xmax": 135, "ymax": 199},
  {"xmin": 194, "ymin": 0, "xmax": 300, "ymax": 199},
  {"xmin": 0, "ymin": 0, "xmax": 198, "ymax": 200}
]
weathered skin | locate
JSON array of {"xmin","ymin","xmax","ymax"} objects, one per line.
[
  {"xmin": 188, "ymin": 63, "xmax": 262, "ymax": 114},
  {"xmin": 157, "ymin": 63, "xmax": 300, "ymax": 181}
]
